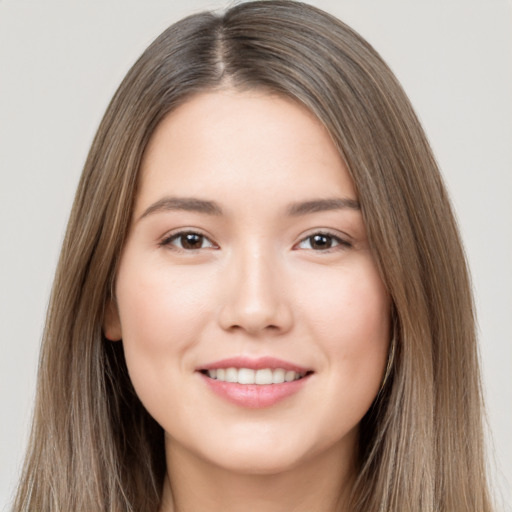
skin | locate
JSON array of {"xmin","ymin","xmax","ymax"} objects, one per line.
[{"xmin": 104, "ymin": 90, "xmax": 391, "ymax": 512}]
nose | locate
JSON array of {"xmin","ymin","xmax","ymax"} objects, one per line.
[{"xmin": 217, "ymin": 247, "xmax": 293, "ymax": 336}]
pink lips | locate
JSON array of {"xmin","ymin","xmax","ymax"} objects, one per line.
[{"xmin": 197, "ymin": 356, "xmax": 313, "ymax": 409}]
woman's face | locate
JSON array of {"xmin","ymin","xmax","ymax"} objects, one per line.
[{"xmin": 105, "ymin": 90, "xmax": 390, "ymax": 475}]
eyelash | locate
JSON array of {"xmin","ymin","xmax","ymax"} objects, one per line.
[{"xmin": 159, "ymin": 230, "xmax": 352, "ymax": 253}]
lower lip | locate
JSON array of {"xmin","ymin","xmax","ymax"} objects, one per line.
[{"xmin": 199, "ymin": 373, "xmax": 311, "ymax": 409}]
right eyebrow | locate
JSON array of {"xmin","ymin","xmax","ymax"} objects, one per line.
[{"xmin": 137, "ymin": 196, "xmax": 223, "ymax": 222}]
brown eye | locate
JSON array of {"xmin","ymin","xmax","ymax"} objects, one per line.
[
  {"xmin": 309, "ymin": 234, "xmax": 333, "ymax": 250},
  {"xmin": 296, "ymin": 232, "xmax": 351, "ymax": 251},
  {"xmin": 161, "ymin": 231, "xmax": 216, "ymax": 250},
  {"xmin": 180, "ymin": 233, "xmax": 205, "ymax": 249}
]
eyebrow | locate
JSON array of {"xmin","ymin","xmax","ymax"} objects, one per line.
[
  {"xmin": 138, "ymin": 197, "xmax": 223, "ymax": 221},
  {"xmin": 138, "ymin": 195, "xmax": 360, "ymax": 222},
  {"xmin": 286, "ymin": 197, "xmax": 360, "ymax": 216}
]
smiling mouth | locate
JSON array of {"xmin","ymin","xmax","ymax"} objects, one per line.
[
  {"xmin": 198, "ymin": 359, "xmax": 314, "ymax": 408},
  {"xmin": 199, "ymin": 367, "xmax": 312, "ymax": 385}
]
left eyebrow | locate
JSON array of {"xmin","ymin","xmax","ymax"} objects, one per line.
[{"xmin": 286, "ymin": 198, "xmax": 360, "ymax": 216}]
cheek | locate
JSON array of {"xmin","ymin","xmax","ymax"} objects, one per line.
[
  {"xmin": 297, "ymin": 258, "xmax": 391, "ymax": 389},
  {"xmin": 113, "ymin": 255, "xmax": 214, "ymax": 406},
  {"xmin": 116, "ymin": 253, "xmax": 215, "ymax": 347}
]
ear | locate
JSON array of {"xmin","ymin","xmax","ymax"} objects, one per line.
[{"xmin": 103, "ymin": 299, "xmax": 122, "ymax": 341}]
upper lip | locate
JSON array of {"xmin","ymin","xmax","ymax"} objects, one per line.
[{"xmin": 198, "ymin": 356, "xmax": 312, "ymax": 373}]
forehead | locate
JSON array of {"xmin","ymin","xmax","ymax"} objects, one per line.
[{"xmin": 137, "ymin": 89, "xmax": 357, "ymax": 214}]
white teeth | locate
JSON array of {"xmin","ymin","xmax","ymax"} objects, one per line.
[
  {"xmin": 272, "ymin": 368, "xmax": 285, "ymax": 384},
  {"xmin": 255, "ymin": 368, "xmax": 273, "ymax": 385},
  {"xmin": 206, "ymin": 367, "xmax": 306, "ymax": 385},
  {"xmin": 238, "ymin": 368, "xmax": 255, "ymax": 384},
  {"xmin": 225, "ymin": 367, "xmax": 238, "ymax": 383},
  {"xmin": 285, "ymin": 370, "xmax": 296, "ymax": 382}
]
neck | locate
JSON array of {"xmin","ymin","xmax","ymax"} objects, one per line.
[{"xmin": 159, "ymin": 436, "xmax": 357, "ymax": 512}]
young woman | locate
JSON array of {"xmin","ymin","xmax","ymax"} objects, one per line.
[{"xmin": 13, "ymin": 1, "xmax": 494, "ymax": 510}]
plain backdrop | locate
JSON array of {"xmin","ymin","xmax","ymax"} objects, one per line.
[{"xmin": 1, "ymin": 0, "xmax": 511, "ymax": 509}]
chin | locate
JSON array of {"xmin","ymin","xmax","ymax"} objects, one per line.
[
  {"xmin": 209, "ymin": 449, "xmax": 306, "ymax": 476},
  {"xmin": 193, "ymin": 429, "xmax": 336, "ymax": 477}
]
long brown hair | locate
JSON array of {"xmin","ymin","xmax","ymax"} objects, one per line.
[{"xmin": 13, "ymin": 1, "xmax": 493, "ymax": 510}]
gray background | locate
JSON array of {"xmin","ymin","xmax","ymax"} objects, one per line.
[{"xmin": 1, "ymin": 0, "xmax": 511, "ymax": 509}]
